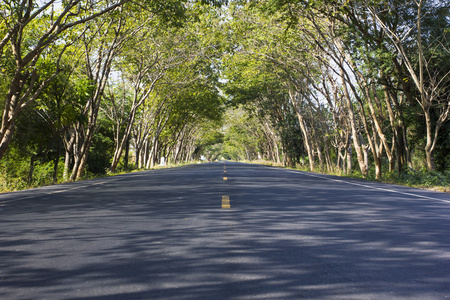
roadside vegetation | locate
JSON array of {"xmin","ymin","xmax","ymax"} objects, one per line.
[
  {"xmin": 1, "ymin": 1, "xmax": 449, "ymax": 193},
  {"xmin": 242, "ymin": 159, "xmax": 450, "ymax": 193}
]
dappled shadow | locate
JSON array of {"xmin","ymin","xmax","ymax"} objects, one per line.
[{"xmin": 1, "ymin": 163, "xmax": 450, "ymax": 299}]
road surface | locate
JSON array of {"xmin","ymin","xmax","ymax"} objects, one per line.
[{"xmin": 1, "ymin": 162, "xmax": 450, "ymax": 299}]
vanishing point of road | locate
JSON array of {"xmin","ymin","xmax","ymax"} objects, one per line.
[{"xmin": 1, "ymin": 162, "xmax": 450, "ymax": 299}]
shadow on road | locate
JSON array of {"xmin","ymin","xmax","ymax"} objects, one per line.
[{"xmin": 1, "ymin": 163, "xmax": 449, "ymax": 299}]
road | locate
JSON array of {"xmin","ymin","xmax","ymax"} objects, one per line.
[{"xmin": 1, "ymin": 162, "xmax": 450, "ymax": 299}]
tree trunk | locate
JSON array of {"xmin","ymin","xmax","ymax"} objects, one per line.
[
  {"xmin": 0, "ymin": 123, "xmax": 15, "ymax": 161},
  {"xmin": 142, "ymin": 139, "xmax": 149, "ymax": 169},
  {"xmin": 70, "ymin": 117, "xmax": 97, "ymax": 180},
  {"xmin": 53, "ymin": 144, "xmax": 61, "ymax": 183},
  {"xmin": 63, "ymin": 129, "xmax": 76, "ymax": 181},
  {"xmin": 346, "ymin": 146, "xmax": 352, "ymax": 174},
  {"xmin": 134, "ymin": 144, "xmax": 141, "ymax": 169},
  {"xmin": 424, "ymin": 108, "xmax": 435, "ymax": 171},
  {"xmin": 28, "ymin": 155, "xmax": 36, "ymax": 186},
  {"xmin": 340, "ymin": 68, "xmax": 368, "ymax": 177},
  {"xmin": 289, "ymin": 90, "xmax": 315, "ymax": 171},
  {"xmin": 123, "ymin": 137, "xmax": 129, "ymax": 171}
]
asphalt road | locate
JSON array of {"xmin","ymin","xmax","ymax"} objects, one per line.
[{"xmin": 1, "ymin": 162, "xmax": 450, "ymax": 300}]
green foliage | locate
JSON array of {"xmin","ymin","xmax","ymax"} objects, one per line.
[
  {"xmin": 384, "ymin": 168, "xmax": 450, "ymax": 189},
  {"xmin": 1, "ymin": 0, "xmax": 449, "ymax": 193},
  {"xmin": 434, "ymin": 122, "xmax": 450, "ymax": 173},
  {"xmin": 86, "ymin": 121, "xmax": 115, "ymax": 175},
  {"xmin": 0, "ymin": 148, "xmax": 31, "ymax": 192},
  {"xmin": 0, "ymin": 148, "xmax": 63, "ymax": 192}
]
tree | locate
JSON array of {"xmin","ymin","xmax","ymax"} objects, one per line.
[
  {"xmin": 0, "ymin": 0, "xmax": 129, "ymax": 162},
  {"xmin": 254, "ymin": 0, "xmax": 449, "ymax": 177},
  {"xmin": 366, "ymin": 0, "xmax": 450, "ymax": 170}
]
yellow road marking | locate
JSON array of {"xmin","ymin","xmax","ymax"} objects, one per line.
[{"xmin": 222, "ymin": 195, "xmax": 230, "ymax": 209}]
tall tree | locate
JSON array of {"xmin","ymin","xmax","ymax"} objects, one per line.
[
  {"xmin": 366, "ymin": 0, "xmax": 450, "ymax": 170},
  {"xmin": 0, "ymin": 0, "xmax": 129, "ymax": 162}
]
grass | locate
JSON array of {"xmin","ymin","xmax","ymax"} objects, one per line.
[
  {"xmin": 2, "ymin": 159, "xmax": 448, "ymax": 194},
  {"xmin": 382, "ymin": 168, "xmax": 450, "ymax": 193},
  {"xmin": 243, "ymin": 159, "xmax": 450, "ymax": 193},
  {"xmin": 0, "ymin": 160, "xmax": 204, "ymax": 194}
]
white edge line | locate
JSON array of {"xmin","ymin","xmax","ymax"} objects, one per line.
[{"xmin": 263, "ymin": 165, "xmax": 450, "ymax": 204}]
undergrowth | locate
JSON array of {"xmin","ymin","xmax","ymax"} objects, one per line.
[
  {"xmin": 383, "ymin": 168, "xmax": 450, "ymax": 192},
  {"xmin": 2, "ymin": 159, "xmax": 448, "ymax": 193},
  {"xmin": 0, "ymin": 160, "xmax": 203, "ymax": 193}
]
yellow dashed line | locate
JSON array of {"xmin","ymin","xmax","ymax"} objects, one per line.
[
  {"xmin": 222, "ymin": 195, "xmax": 230, "ymax": 209},
  {"xmin": 222, "ymin": 164, "xmax": 230, "ymax": 208}
]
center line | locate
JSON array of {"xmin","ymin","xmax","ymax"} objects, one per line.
[{"xmin": 222, "ymin": 195, "xmax": 230, "ymax": 209}]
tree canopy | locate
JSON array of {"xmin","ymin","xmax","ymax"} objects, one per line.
[{"xmin": 1, "ymin": 0, "xmax": 449, "ymax": 190}]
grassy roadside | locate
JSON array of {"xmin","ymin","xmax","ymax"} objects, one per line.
[
  {"xmin": 0, "ymin": 161, "xmax": 203, "ymax": 194},
  {"xmin": 242, "ymin": 159, "xmax": 450, "ymax": 193},
  {"xmin": 2, "ymin": 160, "xmax": 448, "ymax": 194}
]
